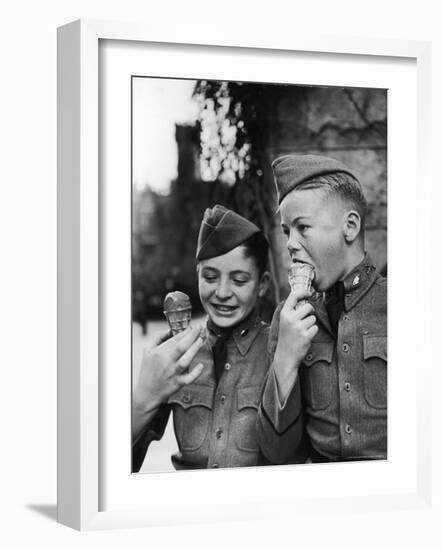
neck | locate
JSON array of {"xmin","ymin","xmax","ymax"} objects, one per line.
[{"xmin": 338, "ymin": 248, "xmax": 365, "ymax": 282}]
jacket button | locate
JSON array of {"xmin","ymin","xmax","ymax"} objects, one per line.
[
  {"xmin": 345, "ymin": 424, "xmax": 352, "ymax": 434},
  {"xmin": 344, "ymin": 382, "xmax": 351, "ymax": 392},
  {"xmin": 225, "ymin": 363, "xmax": 231, "ymax": 371},
  {"xmin": 306, "ymin": 352, "xmax": 313, "ymax": 361},
  {"xmin": 212, "ymin": 463, "xmax": 219, "ymax": 468},
  {"xmin": 215, "ymin": 428, "xmax": 223, "ymax": 439},
  {"xmin": 220, "ymin": 394, "xmax": 226, "ymax": 404},
  {"xmin": 342, "ymin": 343, "xmax": 350, "ymax": 353}
]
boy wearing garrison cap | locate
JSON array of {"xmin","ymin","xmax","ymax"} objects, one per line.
[
  {"xmin": 258, "ymin": 155, "xmax": 387, "ymax": 463},
  {"xmin": 133, "ymin": 205, "xmax": 273, "ymax": 471}
]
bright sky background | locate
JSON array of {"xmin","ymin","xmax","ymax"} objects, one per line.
[{"xmin": 132, "ymin": 77, "xmax": 198, "ymax": 194}]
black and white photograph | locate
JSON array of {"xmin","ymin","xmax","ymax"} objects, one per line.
[{"xmin": 131, "ymin": 76, "xmax": 388, "ymax": 474}]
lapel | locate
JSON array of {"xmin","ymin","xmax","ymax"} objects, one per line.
[
  {"xmin": 206, "ymin": 309, "xmax": 263, "ymax": 358},
  {"xmin": 310, "ymin": 291, "xmax": 333, "ymax": 337},
  {"xmin": 310, "ymin": 253, "xmax": 379, "ymax": 337}
]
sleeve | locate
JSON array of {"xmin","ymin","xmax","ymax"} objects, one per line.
[
  {"xmin": 257, "ymin": 303, "xmax": 307, "ymax": 464},
  {"xmin": 132, "ymin": 403, "xmax": 172, "ymax": 473}
]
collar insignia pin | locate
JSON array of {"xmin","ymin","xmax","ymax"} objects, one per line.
[{"xmin": 352, "ymin": 274, "xmax": 360, "ymax": 286}]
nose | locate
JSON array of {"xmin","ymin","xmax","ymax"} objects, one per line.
[
  {"xmin": 215, "ymin": 278, "xmax": 233, "ymax": 301},
  {"xmin": 286, "ymin": 230, "xmax": 301, "ymax": 254}
]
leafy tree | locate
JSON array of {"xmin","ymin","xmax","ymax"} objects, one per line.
[{"xmin": 193, "ymin": 80, "xmax": 282, "ymax": 311}]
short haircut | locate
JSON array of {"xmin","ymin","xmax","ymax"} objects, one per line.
[
  {"xmin": 297, "ymin": 171, "xmax": 368, "ymax": 232},
  {"xmin": 241, "ymin": 232, "xmax": 269, "ymax": 276}
]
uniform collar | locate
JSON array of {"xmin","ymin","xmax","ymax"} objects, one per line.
[
  {"xmin": 311, "ymin": 253, "xmax": 378, "ymax": 332},
  {"xmin": 338, "ymin": 253, "xmax": 378, "ymax": 311},
  {"xmin": 206, "ymin": 309, "xmax": 263, "ymax": 357}
]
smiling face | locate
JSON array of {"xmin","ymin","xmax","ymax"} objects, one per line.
[
  {"xmin": 197, "ymin": 245, "xmax": 268, "ymax": 329},
  {"xmin": 280, "ymin": 187, "xmax": 351, "ymax": 292}
]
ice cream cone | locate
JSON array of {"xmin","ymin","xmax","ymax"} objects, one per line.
[
  {"xmin": 163, "ymin": 291, "xmax": 192, "ymax": 335},
  {"xmin": 288, "ymin": 263, "xmax": 315, "ymax": 307}
]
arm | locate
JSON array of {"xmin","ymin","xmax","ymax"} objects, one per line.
[
  {"xmin": 132, "ymin": 403, "xmax": 172, "ymax": 472},
  {"xmin": 258, "ymin": 290, "xmax": 317, "ymax": 464},
  {"xmin": 132, "ymin": 326, "xmax": 206, "ymax": 469}
]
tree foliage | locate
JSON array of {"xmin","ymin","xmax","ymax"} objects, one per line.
[{"xmin": 193, "ymin": 80, "xmax": 282, "ymax": 309}]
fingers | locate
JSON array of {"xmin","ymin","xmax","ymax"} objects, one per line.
[
  {"xmin": 294, "ymin": 301, "xmax": 315, "ymax": 318},
  {"xmin": 283, "ymin": 288, "xmax": 312, "ymax": 312},
  {"xmin": 156, "ymin": 325, "xmax": 196, "ymax": 353},
  {"xmin": 152, "ymin": 329, "xmax": 173, "ymax": 346},
  {"xmin": 176, "ymin": 362, "xmax": 205, "ymax": 386},
  {"xmin": 173, "ymin": 326, "xmax": 204, "ymax": 357},
  {"xmin": 282, "ymin": 297, "xmax": 314, "ymax": 322},
  {"xmin": 303, "ymin": 314, "xmax": 316, "ymax": 329},
  {"xmin": 176, "ymin": 335, "xmax": 205, "ymax": 371},
  {"xmin": 150, "ymin": 326, "xmax": 189, "ymax": 352}
]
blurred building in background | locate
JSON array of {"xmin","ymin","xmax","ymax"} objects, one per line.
[
  {"xmin": 132, "ymin": 123, "xmax": 231, "ymax": 330},
  {"xmin": 263, "ymin": 85, "xmax": 387, "ymax": 294}
]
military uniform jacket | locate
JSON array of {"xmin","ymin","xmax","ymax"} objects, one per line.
[
  {"xmin": 133, "ymin": 312, "xmax": 272, "ymax": 471},
  {"xmin": 258, "ymin": 255, "xmax": 387, "ymax": 463}
]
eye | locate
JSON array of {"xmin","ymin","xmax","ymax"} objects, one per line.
[
  {"xmin": 298, "ymin": 224, "xmax": 309, "ymax": 234},
  {"xmin": 231, "ymin": 272, "xmax": 251, "ymax": 285},
  {"xmin": 202, "ymin": 272, "xmax": 218, "ymax": 282},
  {"xmin": 232, "ymin": 278, "xmax": 248, "ymax": 285},
  {"xmin": 281, "ymin": 227, "xmax": 289, "ymax": 238}
]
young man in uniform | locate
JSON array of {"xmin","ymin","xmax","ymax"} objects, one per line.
[{"xmin": 258, "ymin": 154, "xmax": 387, "ymax": 463}]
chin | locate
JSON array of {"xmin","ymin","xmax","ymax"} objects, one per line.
[
  {"xmin": 313, "ymin": 278, "xmax": 327, "ymax": 292},
  {"xmin": 214, "ymin": 317, "xmax": 237, "ymax": 328},
  {"xmin": 209, "ymin": 307, "xmax": 247, "ymax": 328},
  {"xmin": 312, "ymin": 271, "xmax": 333, "ymax": 292}
]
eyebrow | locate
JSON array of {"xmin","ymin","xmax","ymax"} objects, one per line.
[
  {"xmin": 281, "ymin": 215, "xmax": 313, "ymax": 226},
  {"xmin": 201, "ymin": 267, "xmax": 251, "ymax": 276}
]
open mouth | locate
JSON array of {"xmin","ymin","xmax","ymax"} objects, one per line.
[
  {"xmin": 292, "ymin": 259, "xmax": 312, "ymax": 266},
  {"xmin": 210, "ymin": 303, "xmax": 238, "ymax": 315}
]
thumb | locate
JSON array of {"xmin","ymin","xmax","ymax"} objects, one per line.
[
  {"xmin": 283, "ymin": 288, "xmax": 311, "ymax": 311},
  {"xmin": 152, "ymin": 329, "xmax": 172, "ymax": 347}
]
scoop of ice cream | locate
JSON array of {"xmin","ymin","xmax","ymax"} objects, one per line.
[{"xmin": 163, "ymin": 291, "xmax": 191, "ymax": 313}]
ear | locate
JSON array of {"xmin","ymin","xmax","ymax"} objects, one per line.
[
  {"xmin": 343, "ymin": 210, "xmax": 362, "ymax": 243},
  {"xmin": 258, "ymin": 271, "xmax": 270, "ymax": 297}
]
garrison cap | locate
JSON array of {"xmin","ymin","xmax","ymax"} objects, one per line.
[
  {"xmin": 196, "ymin": 204, "xmax": 261, "ymax": 261},
  {"xmin": 272, "ymin": 154, "xmax": 357, "ymax": 204}
]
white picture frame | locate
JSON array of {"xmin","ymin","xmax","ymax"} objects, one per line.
[{"xmin": 57, "ymin": 19, "xmax": 432, "ymax": 531}]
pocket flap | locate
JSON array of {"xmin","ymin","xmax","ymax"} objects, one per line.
[
  {"xmin": 303, "ymin": 341, "xmax": 334, "ymax": 366},
  {"xmin": 363, "ymin": 335, "xmax": 387, "ymax": 361},
  {"xmin": 168, "ymin": 384, "xmax": 214, "ymax": 410},
  {"xmin": 237, "ymin": 386, "xmax": 260, "ymax": 411}
]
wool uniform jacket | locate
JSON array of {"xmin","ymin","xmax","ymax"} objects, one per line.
[
  {"xmin": 258, "ymin": 255, "xmax": 387, "ymax": 463},
  {"xmin": 133, "ymin": 312, "xmax": 272, "ymax": 471}
]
